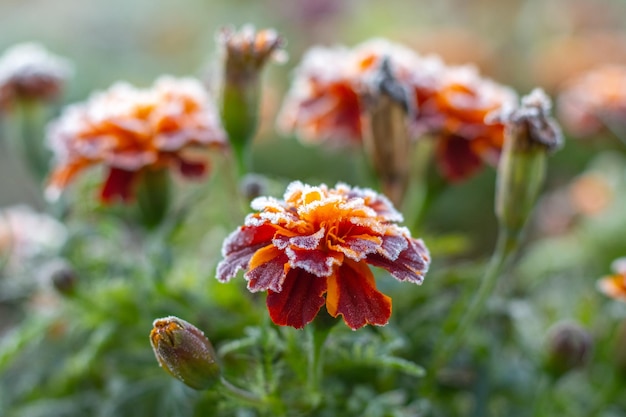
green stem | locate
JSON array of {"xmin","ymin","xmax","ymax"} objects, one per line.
[
  {"xmin": 7, "ymin": 99, "xmax": 50, "ymax": 182},
  {"xmin": 531, "ymin": 374, "xmax": 555, "ymax": 417},
  {"xmin": 219, "ymin": 375, "xmax": 264, "ymax": 405},
  {"xmin": 431, "ymin": 227, "xmax": 519, "ymax": 372},
  {"xmin": 305, "ymin": 313, "xmax": 336, "ymax": 409}
]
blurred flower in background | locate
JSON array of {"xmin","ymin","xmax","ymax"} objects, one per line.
[
  {"xmin": 46, "ymin": 76, "xmax": 227, "ymax": 204},
  {"xmin": 597, "ymin": 257, "xmax": 626, "ymax": 302},
  {"xmin": 0, "ymin": 205, "xmax": 67, "ymax": 274},
  {"xmin": 428, "ymin": 66, "xmax": 517, "ymax": 182},
  {"xmin": 278, "ymin": 37, "xmax": 517, "ymax": 182},
  {"xmin": 217, "ymin": 181, "xmax": 430, "ymax": 330},
  {"xmin": 557, "ymin": 65, "xmax": 626, "ymax": 139},
  {"xmin": 0, "ymin": 42, "xmax": 72, "ymax": 110}
]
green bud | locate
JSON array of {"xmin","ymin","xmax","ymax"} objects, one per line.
[
  {"xmin": 150, "ymin": 316, "xmax": 220, "ymax": 390},
  {"xmin": 50, "ymin": 264, "xmax": 77, "ymax": 296},
  {"xmin": 544, "ymin": 321, "xmax": 593, "ymax": 379},
  {"xmin": 493, "ymin": 89, "xmax": 563, "ymax": 238},
  {"xmin": 217, "ymin": 25, "xmax": 286, "ymax": 176}
]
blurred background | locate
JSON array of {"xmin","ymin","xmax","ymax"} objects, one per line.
[{"xmin": 2, "ymin": 0, "xmax": 626, "ymax": 207}]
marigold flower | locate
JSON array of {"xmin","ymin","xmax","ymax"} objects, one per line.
[
  {"xmin": 0, "ymin": 42, "xmax": 72, "ymax": 109},
  {"xmin": 0, "ymin": 205, "xmax": 67, "ymax": 272},
  {"xmin": 557, "ymin": 65, "xmax": 626, "ymax": 138},
  {"xmin": 277, "ymin": 39, "xmax": 423, "ymax": 147},
  {"xmin": 598, "ymin": 257, "xmax": 626, "ymax": 302},
  {"xmin": 46, "ymin": 76, "xmax": 226, "ymax": 203},
  {"xmin": 277, "ymin": 38, "xmax": 516, "ymax": 182},
  {"xmin": 216, "ymin": 181, "xmax": 430, "ymax": 330},
  {"xmin": 430, "ymin": 66, "xmax": 517, "ymax": 181}
]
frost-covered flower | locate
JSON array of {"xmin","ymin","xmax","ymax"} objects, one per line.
[
  {"xmin": 598, "ymin": 258, "xmax": 626, "ymax": 302},
  {"xmin": 46, "ymin": 76, "xmax": 227, "ymax": 203},
  {"xmin": 557, "ymin": 65, "xmax": 626, "ymax": 138},
  {"xmin": 216, "ymin": 181, "xmax": 430, "ymax": 330},
  {"xmin": 430, "ymin": 66, "xmax": 517, "ymax": 181},
  {"xmin": 0, "ymin": 205, "xmax": 67, "ymax": 272},
  {"xmin": 0, "ymin": 42, "xmax": 72, "ymax": 108},
  {"xmin": 277, "ymin": 38, "xmax": 516, "ymax": 182},
  {"xmin": 277, "ymin": 39, "xmax": 423, "ymax": 147}
]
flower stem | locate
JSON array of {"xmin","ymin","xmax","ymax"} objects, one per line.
[
  {"xmin": 306, "ymin": 314, "xmax": 335, "ymax": 408},
  {"xmin": 219, "ymin": 375, "xmax": 263, "ymax": 405},
  {"xmin": 431, "ymin": 227, "xmax": 519, "ymax": 372}
]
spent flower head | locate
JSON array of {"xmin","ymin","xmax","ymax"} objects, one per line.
[
  {"xmin": 217, "ymin": 181, "xmax": 430, "ymax": 330},
  {"xmin": 0, "ymin": 42, "xmax": 72, "ymax": 109},
  {"xmin": 46, "ymin": 76, "xmax": 226, "ymax": 203},
  {"xmin": 493, "ymin": 88, "xmax": 563, "ymax": 237}
]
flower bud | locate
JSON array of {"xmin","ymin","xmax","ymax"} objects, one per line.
[
  {"xmin": 217, "ymin": 25, "xmax": 286, "ymax": 175},
  {"xmin": 492, "ymin": 89, "xmax": 563, "ymax": 238},
  {"xmin": 544, "ymin": 321, "xmax": 593, "ymax": 379},
  {"xmin": 150, "ymin": 316, "xmax": 220, "ymax": 390},
  {"xmin": 361, "ymin": 58, "xmax": 415, "ymax": 206},
  {"xmin": 50, "ymin": 264, "xmax": 77, "ymax": 296}
]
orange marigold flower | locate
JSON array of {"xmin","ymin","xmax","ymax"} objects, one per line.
[
  {"xmin": 598, "ymin": 258, "xmax": 626, "ymax": 302},
  {"xmin": 429, "ymin": 66, "xmax": 517, "ymax": 182},
  {"xmin": 0, "ymin": 42, "xmax": 72, "ymax": 109},
  {"xmin": 216, "ymin": 181, "xmax": 430, "ymax": 330},
  {"xmin": 277, "ymin": 38, "xmax": 516, "ymax": 182},
  {"xmin": 46, "ymin": 76, "xmax": 226, "ymax": 203},
  {"xmin": 277, "ymin": 39, "xmax": 425, "ymax": 147},
  {"xmin": 557, "ymin": 65, "xmax": 626, "ymax": 138}
]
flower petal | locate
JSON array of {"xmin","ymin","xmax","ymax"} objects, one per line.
[
  {"xmin": 100, "ymin": 167, "xmax": 137, "ymax": 203},
  {"xmin": 266, "ymin": 269, "xmax": 327, "ymax": 329},
  {"xmin": 216, "ymin": 224, "xmax": 276, "ymax": 282},
  {"xmin": 367, "ymin": 237, "xmax": 430, "ymax": 284},
  {"xmin": 178, "ymin": 158, "xmax": 207, "ymax": 178},
  {"xmin": 286, "ymin": 246, "xmax": 343, "ymax": 277},
  {"xmin": 326, "ymin": 260, "xmax": 391, "ymax": 329},
  {"xmin": 246, "ymin": 245, "xmax": 289, "ymax": 292},
  {"xmin": 329, "ymin": 234, "xmax": 382, "ymax": 261},
  {"xmin": 436, "ymin": 134, "xmax": 483, "ymax": 182}
]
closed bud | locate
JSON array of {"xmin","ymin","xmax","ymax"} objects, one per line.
[
  {"xmin": 361, "ymin": 58, "xmax": 415, "ymax": 206},
  {"xmin": 544, "ymin": 321, "xmax": 593, "ymax": 379},
  {"xmin": 217, "ymin": 25, "xmax": 286, "ymax": 175},
  {"xmin": 150, "ymin": 316, "xmax": 220, "ymax": 390},
  {"xmin": 50, "ymin": 264, "xmax": 77, "ymax": 296},
  {"xmin": 492, "ymin": 89, "xmax": 563, "ymax": 238}
]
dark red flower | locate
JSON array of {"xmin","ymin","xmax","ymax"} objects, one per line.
[{"xmin": 217, "ymin": 181, "xmax": 430, "ymax": 330}]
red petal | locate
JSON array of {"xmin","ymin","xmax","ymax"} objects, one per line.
[
  {"xmin": 266, "ymin": 269, "xmax": 327, "ymax": 329},
  {"xmin": 326, "ymin": 260, "xmax": 391, "ymax": 330},
  {"xmin": 246, "ymin": 245, "xmax": 289, "ymax": 292},
  {"xmin": 367, "ymin": 237, "xmax": 429, "ymax": 284},
  {"xmin": 436, "ymin": 135, "xmax": 484, "ymax": 182},
  {"xmin": 216, "ymin": 224, "xmax": 276, "ymax": 282},
  {"xmin": 179, "ymin": 159, "xmax": 207, "ymax": 178},
  {"xmin": 100, "ymin": 168, "xmax": 137, "ymax": 203}
]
